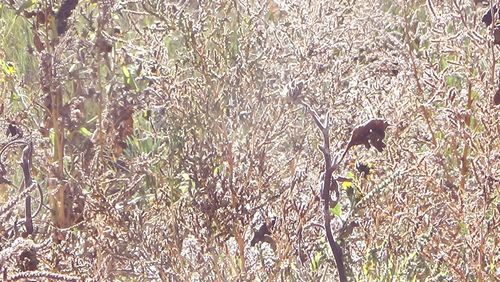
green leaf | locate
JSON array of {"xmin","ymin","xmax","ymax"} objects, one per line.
[
  {"xmin": 10, "ymin": 91, "xmax": 19, "ymax": 101},
  {"xmin": 49, "ymin": 128, "xmax": 55, "ymax": 145},
  {"xmin": 78, "ymin": 127, "xmax": 93, "ymax": 138},
  {"xmin": 179, "ymin": 172, "xmax": 195, "ymax": 194},
  {"xmin": 435, "ymin": 131, "xmax": 444, "ymax": 141},
  {"xmin": 415, "ymin": 7, "xmax": 428, "ymax": 22},
  {"xmin": 121, "ymin": 65, "xmax": 138, "ymax": 90},
  {"xmin": 438, "ymin": 56, "xmax": 448, "ymax": 71},
  {"xmin": 330, "ymin": 203, "xmax": 342, "ymax": 217},
  {"xmin": 16, "ymin": 0, "xmax": 36, "ymax": 14},
  {"xmin": 346, "ymin": 171, "xmax": 355, "ymax": 178},
  {"xmin": 445, "ymin": 74, "xmax": 462, "ymax": 89},
  {"xmin": 446, "ymin": 22, "xmax": 455, "ymax": 34},
  {"xmin": 213, "ymin": 164, "xmax": 223, "ymax": 176},
  {"xmin": 310, "ymin": 251, "xmax": 322, "ymax": 272},
  {"xmin": 458, "ymin": 222, "xmax": 468, "ymax": 235},
  {"xmin": 469, "ymin": 115, "xmax": 477, "ymax": 132},
  {"xmin": 180, "ymin": 172, "xmax": 190, "ymax": 181},
  {"xmin": 122, "ymin": 65, "xmax": 131, "ymax": 82},
  {"xmin": 420, "ymin": 39, "xmax": 430, "ymax": 50}
]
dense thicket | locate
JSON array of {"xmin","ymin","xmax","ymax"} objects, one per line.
[{"xmin": 0, "ymin": 0, "xmax": 498, "ymax": 280}]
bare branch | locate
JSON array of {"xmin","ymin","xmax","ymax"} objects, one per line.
[{"xmin": 305, "ymin": 104, "xmax": 347, "ymax": 282}]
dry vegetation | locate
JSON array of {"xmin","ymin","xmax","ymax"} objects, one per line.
[{"xmin": 0, "ymin": 0, "xmax": 499, "ymax": 281}]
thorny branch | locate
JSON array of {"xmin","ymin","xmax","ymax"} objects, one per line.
[{"xmin": 8, "ymin": 270, "xmax": 78, "ymax": 282}]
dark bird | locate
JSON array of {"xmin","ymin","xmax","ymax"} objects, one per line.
[
  {"xmin": 482, "ymin": 5, "xmax": 498, "ymax": 27},
  {"xmin": 5, "ymin": 122, "xmax": 21, "ymax": 138},
  {"xmin": 56, "ymin": 0, "xmax": 79, "ymax": 35},
  {"xmin": 250, "ymin": 217, "xmax": 276, "ymax": 246},
  {"xmin": 355, "ymin": 161, "xmax": 371, "ymax": 176}
]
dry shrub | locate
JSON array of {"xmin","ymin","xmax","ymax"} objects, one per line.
[{"xmin": 0, "ymin": 0, "xmax": 498, "ymax": 281}]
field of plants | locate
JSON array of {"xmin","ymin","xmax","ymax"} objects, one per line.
[{"xmin": 0, "ymin": 0, "xmax": 499, "ymax": 281}]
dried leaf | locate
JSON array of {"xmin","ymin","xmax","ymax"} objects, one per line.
[
  {"xmin": 96, "ymin": 36, "xmax": 112, "ymax": 54},
  {"xmin": 495, "ymin": 87, "xmax": 500, "ymax": 105},
  {"xmin": 347, "ymin": 119, "xmax": 389, "ymax": 152},
  {"xmin": 33, "ymin": 32, "xmax": 45, "ymax": 52},
  {"xmin": 110, "ymin": 101, "xmax": 134, "ymax": 156},
  {"xmin": 495, "ymin": 27, "xmax": 500, "ymax": 45}
]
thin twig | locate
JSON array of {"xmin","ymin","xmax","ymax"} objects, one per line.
[{"xmin": 21, "ymin": 142, "xmax": 34, "ymax": 235}]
